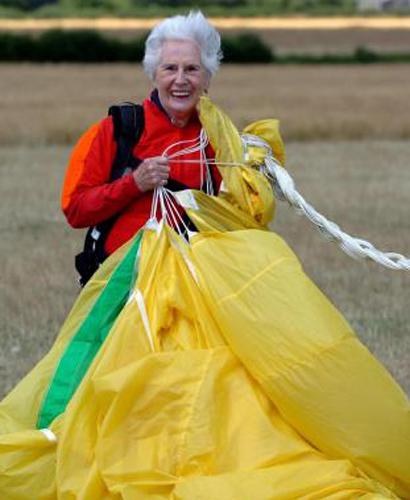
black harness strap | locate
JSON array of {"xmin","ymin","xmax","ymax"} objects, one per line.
[
  {"xmin": 75, "ymin": 103, "xmax": 144, "ymax": 287},
  {"xmin": 109, "ymin": 102, "xmax": 144, "ymax": 177}
]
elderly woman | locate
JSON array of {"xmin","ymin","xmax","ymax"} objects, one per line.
[
  {"xmin": 62, "ymin": 12, "xmax": 222, "ymax": 283},
  {"xmin": 0, "ymin": 11, "xmax": 409, "ymax": 500}
]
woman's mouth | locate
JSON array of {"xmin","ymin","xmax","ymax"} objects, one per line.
[{"xmin": 171, "ymin": 91, "xmax": 191, "ymax": 100}]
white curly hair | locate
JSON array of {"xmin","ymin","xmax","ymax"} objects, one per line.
[{"xmin": 143, "ymin": 11, "xmax": 223, "ymax": 80}]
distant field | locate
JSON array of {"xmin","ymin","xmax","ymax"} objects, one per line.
[
  {"xmin": 2, "ymin": 17, "xmax": 410, "ymax": 55},
  {"xmin": 1, "ymin": 16, "xmax": 410, "ymax": 30},
  {"xmin": 1, "ymin": 64, "xmax": 410, "ymax": 145},
  {"xmin": 253, "ymin": 27, "xmax": 410, "ymax": 53},
  {"xmin": 94, "ymin": 26, "xmax": 410, "ymax": 55},
  {"xmin": 0, "ymin": 63, "xmax": 409, "ymax": 398}
]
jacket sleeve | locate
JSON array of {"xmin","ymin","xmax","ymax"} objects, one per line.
[{"xmin": 61, "ymin": 116, "xmax": 142, "ymax": 228}]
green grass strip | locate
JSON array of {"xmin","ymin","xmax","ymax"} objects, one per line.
[{"xmin": 37, "ymin": 230, "xmax": 143, "ymax": 429}]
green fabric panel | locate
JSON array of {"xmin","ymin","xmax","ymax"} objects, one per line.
[{"xmin": 37, "ymin": 231, "xmax": 143, "ymax": 429}]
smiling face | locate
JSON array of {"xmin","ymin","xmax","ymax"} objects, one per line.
[{"xmin": 154, "ymin": 39, "xmax": 210, "ymax": 126}]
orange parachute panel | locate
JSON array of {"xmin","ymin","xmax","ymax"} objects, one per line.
[{"xmin": 61, "ymin": 122, "xmax": 100, "ymax": 211}]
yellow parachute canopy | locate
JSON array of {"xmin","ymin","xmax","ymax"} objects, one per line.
[{"xmin": 0, "ymin": 98, "xmax": 408, "ymax": 499}]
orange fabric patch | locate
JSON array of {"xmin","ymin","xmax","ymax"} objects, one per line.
[{"xmin": 61, "ymin": 123, "xmax": 100, "ymax": 211}]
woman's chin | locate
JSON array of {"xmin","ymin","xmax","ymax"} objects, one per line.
[
  {"xmin": 170, "ymin": 98, "xmax": 198, "ymax": 113},
  {"xmin": 170, "ymin": 107, "xmax": 196, "ymax": 122}
]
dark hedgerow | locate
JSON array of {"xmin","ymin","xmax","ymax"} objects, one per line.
[
  {"xmin": 354, "ymin": 46, "xmax": 379, "ymax": 64},
  {"xmin": 0, "ymin": 30, "xmax": 274, "ymax": 63},
  {"xmin": 0, "ymin": 32, "xmax": 33, "ymax": 60},
  {"xmin": 0, "ymin": 31, "xmax": 410, "ymax": 64},
  {"xmin": 36, "ymin": 30, "xmax": 120, "ymax": 62},
  {"xmin": 118, "ymin": 36, "xmax": 146, "ymax": 63},
  {"xmin": 278, "ymin": 53, "xmax": 353, "ymax": 64},
  {"xmin": 0, "ymin": 0, "xmax": 57, "ymax": 9},
  {"xmin": 221, "ymin": 33, "xmax": 274, "ymax": 63}
]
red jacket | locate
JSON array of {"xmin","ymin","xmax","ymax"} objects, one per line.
[{"xmin": 62, "ymin": 95, "xmax": 220, "ymax": 255}]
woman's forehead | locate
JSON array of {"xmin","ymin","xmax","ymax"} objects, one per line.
[{"xmin": 159, "ymin": 39, "xmax": 201, "ymax": 64}]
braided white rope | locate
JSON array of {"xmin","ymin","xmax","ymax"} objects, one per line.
[{"xmin": 241, "ymin": 134, "xmax": 410, "ymax": 271}]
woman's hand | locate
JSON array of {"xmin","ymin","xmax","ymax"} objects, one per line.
[{"xmin": 133, "ymin": 156, "xmax": 170, "ymax": 192}]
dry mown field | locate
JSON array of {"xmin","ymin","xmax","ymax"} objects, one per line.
[
  {"xmin": 255, "ymin": 27, "xmax": 410, "ymax": 54},
  {"xmin": 0, "ymin": 63, "xmax": 409, "ymax": 398},
  {"xmin": 2, "ymin": 63, "xmax": 410, "ymax": 144}
]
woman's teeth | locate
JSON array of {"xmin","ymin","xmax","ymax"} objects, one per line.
[{"xmin": 171, "ymin": 91, "xmax": 190, "ymax": 98}]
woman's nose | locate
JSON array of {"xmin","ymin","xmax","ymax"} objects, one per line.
[{"xmin": 175, "ymin": 68, "xmax": 187, "ymax": 84}]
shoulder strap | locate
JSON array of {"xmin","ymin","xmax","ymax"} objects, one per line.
[
  {"xmin": 74, "ymin": 102, "xmax": 145, "ymax": 287},
  {"xmin": 108, "ymin": 102, "xmax": 145, "ymax": 180}
]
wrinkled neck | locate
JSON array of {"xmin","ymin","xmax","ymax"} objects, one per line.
[{"xmin": 151, "ymin": 88, "xmax": 195, "ymax": 128}]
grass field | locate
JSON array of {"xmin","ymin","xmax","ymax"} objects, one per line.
[
  {"xmin": 0, "ymin": 63, "xmax": 409, "ymax": 398},
  {"xmin": 2, "ymin": 63, "xmax": 410, "ymax": 144}
]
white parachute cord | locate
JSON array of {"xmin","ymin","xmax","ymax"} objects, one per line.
[
  {"xmin": 161, "ymin": 134, "xmax": 204, "ymax": 158},
  {"xmin": 198, "ymin": 129, "xmax": 214, "ymax": 195},
  {"xmin": 149, "ymin": 186, "xmax": 169, "ymax": 227},
  {"xmin": 156, "ymin": 130, "xmax": 409, "ymax": 270},
  {"xmin": 158, "ymin": 186, "xmax": 170, "ymax": 226},
  {"xmin": 163, "ymin": 189, "xmax": 185, "ymax": 236},
  {"xmin": 199, "ymin": 134, "xmax": 204, "ymax": 191},
  {"xmin": 159, "ymin": 129, "xmax": 208, "ymax": 195},
  {"xmin": 241, "ymin": 134, "xmax": 410, "ymax": 271},
  {"xmin": 200, "ymin": 129, "xmax": 207, "ymax": 191},
  {"xmin": 169, "ymin": 159, "xmax": 245, "ymax": 167},
  {"xmin": 163, "ymin": 128, "xmax": 238, "ymax": 181},
  {"xmin": 202, "ymin": 130, "xmax": 214, "ymax": 196},
  {"xmin": 149, "ymin": 185, "xmax": 194, "ymax": 241},
  {"xmin": 150, "ymin": 186, "xmax": 160, "ymax": 220},
  {"xmin": 129, "ymin": 289, "xmax": 155, "ymax": 351},
  {"xmin": 162, "ymin": 190, "xmax": 180, "ymax": 229},
  {"xmin": 158, "ymin": 128, "xmax": 212, "ymax": 204},
  {"xmin": 201, "ymin": 129, "xmax": 209, "ymax": 193},
  {"xmin": 163, "ymin": 188, "xmax": 195, "ymax": 240},
  {"xmin": 206, "ymin": 163, "xmax": 213, "ymax": 195},
  {"xmin": 159, "ymin": 189, "xmax": 199, "ymax": 282},
  {"xmin": 162, "ymin": 131, "xmax": 209, "ymax": 160}
]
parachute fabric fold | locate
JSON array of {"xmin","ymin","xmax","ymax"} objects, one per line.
[
  {"xmin": 42, "ymin": 226, "xmax": 404, "ymax": 498},
  {"xmin": 198, "ymin": 96, "xmax": 275, "ymax": 227},
  {"xmin": 0, "ymin": 429, "xmax": 57, "ymax": 500},
  {"xmin": 190, "ymin": 229, "xmax": 410, "ymax": 498},
  {"xmin": 1, "ymin": 221, "xmax": 404, "ymax": 499},
  {"xmin": 179, "ymin": 190, "xmax": 262, "ymax": 233},
  {"xmin": 0, "ymin": 96, "xmax": 409, "ymax": 499},
  {"xmin": 37, "ymin": 231, "xmax": 143, "ymax": 428},
  {"xmin": 242, "ymin": 118, "xmax": 286, "ymax": 167},
  {"xmin": 0, "ymin": 236, "xmax": 139, "ymax": 498}
]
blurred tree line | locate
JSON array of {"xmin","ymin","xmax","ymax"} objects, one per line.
[
  {"xmin": 0, "ymin": 0, "xmax": 357, "ymax": 14},
  {"xmin": 0, "ymin": 29, "xmax": 275, "ymax": 61},
  {"xmin": 0, "ymin": 0, "xmax": 57, "ymax": 8}
]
